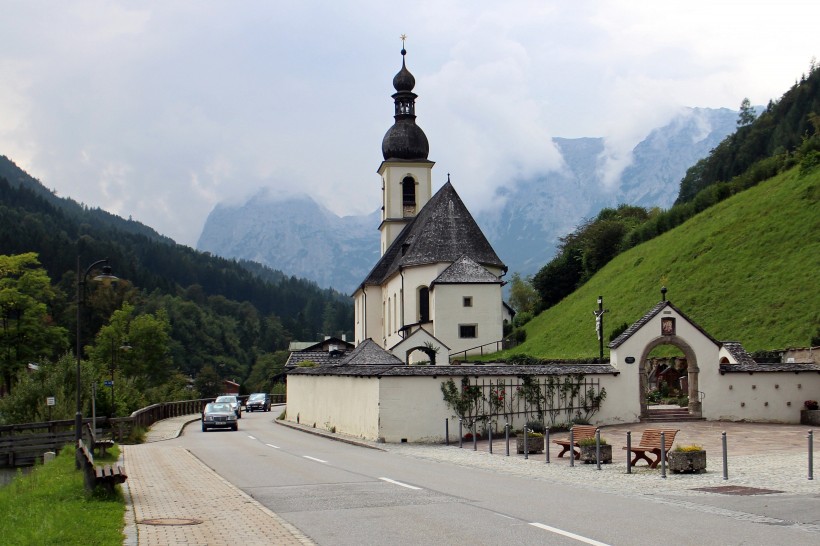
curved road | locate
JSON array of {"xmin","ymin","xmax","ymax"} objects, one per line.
[{"xmin": 170, "ymin": 408, "xmax": 819, "ymax": 545}]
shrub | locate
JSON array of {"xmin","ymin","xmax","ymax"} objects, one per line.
[
  {"xmin": 674, "ymin": 444, "xmax": 704, "ymax": 452},
  {"xmin": 578, "ymin": 437, "xmax": 608, "ymax": 446},
  {"xmin": 805, "ymin": 400, "xmax": 819, "ymax": 410},
  {"xmin": 526, "ymin": 420, "xmax": 545, "ymax": 434}
]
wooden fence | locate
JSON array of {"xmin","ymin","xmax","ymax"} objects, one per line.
[{"xmin": 1, "ymin": 393, "xmax": 287, "ymax": 467}]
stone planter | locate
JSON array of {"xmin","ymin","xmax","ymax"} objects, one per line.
[
  {"xmin": 800, "ymin": 409, "xmax": 820, "ymax": 426},
  {"xmin": 579, "ymin": 444, "xmax": 612, "ymax": 464},
  {"xmin": 516, "ymin": 435, "xmax": 544, "ymax": 454},
  {"xmin": 668, "ymin": 450, "xmax": 707, "ymax": 473}
]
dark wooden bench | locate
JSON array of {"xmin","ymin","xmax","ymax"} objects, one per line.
[
  {"xmin": 623, "ymin": 428, "xmax": 679, "ymax": 468},
  {"xmin": 553, "ymin": 424, "xmax": 599, "ymax": 458},
  {"xmin": 76, "ymin": 439, "xmax": 127, "ymax": 493},
  {"xmin": 84, "ymin": 422, "xmax": 115, "ymax": 457}
]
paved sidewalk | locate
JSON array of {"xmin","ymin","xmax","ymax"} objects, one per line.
[{"xmin": 121, "ymin": 415, "xmax": 313, "ymax": 546}]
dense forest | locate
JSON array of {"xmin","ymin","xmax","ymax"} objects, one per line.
[
  {"xmin": 0, "ymin": 160, "xmax": 353, "ymax": 423},
  {"xmin": 526, "ymin": 62, "xmax": 820, "ymax": 318}
]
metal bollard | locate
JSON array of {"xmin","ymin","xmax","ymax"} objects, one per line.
[
  {"xmin": 473, "ymin": 425, "xmax": 477, "ymax": 451},
  {"xmin": 459, "ymin": 419, "xmax": 463, "ymax": 449},
  {"xmin": 505, "ymin": 422, "xmax": 510, "ymax": 456},
  {"xmin": 545, "ymin": 429, "xmax": 550, "ymax": 464},
  {"xmin": 809, "ymin": 430, "xmax": 814, "ymax": 481},
  {"xmin": 660, "ymin": 431, "xmax": 667, "ymax": 478},
  {"xmin": 722, "ymin": 431, "xmax": 728, "ymax": 480},
  {"xmin": 569, "ymin": 429, "xmax": 575, "ymax": 467},
  {"xmin": 596, "ymin": 429, "xmax": 602, "ymax": 470},
  {"xmin": 488, "ymin": 425, "xmax": 493, "ymax": 454},
  {"xmin": 524, "ymin": 427, "xmax": 529, "ymax": 460},
  {"xmin": 626, "ymin": 431, "xmax": 632, "ymax": 474},
  {"xmin": 445, "ymin": 418, "xmax": 449, "ymax": 446}
]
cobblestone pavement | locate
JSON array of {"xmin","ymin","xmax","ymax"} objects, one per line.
[
  {"xmin": 381, "ymin": 421, "xmax": 819, "ymax": 497},
  {"xmin": 121, "ymin": 416, "xmax": 314, "ymax": 546}
]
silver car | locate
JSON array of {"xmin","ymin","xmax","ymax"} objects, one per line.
[
  {"xmin": 202, "ymin": 402, "xmax": 238, "ymax": 432},
  {"xmin": 215, "ymin": 395, "xmax": 242, "ymax": 419}
]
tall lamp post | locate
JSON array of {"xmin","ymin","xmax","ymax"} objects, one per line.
[{"xmin": 75, "ymin": 258, "xmax": 118, "ymax": 443}]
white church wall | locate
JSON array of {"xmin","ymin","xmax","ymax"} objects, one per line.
[
  {"xmin": 700, "ymin": 370, "xmax": 820, "ymax": 422},
  {"xmin": 377, "ymin": 371, "xmax": 635, "ymax": 443},
  {"xmin": 285, "ymin": 374, "xmax": 380, "ymax": 439},
  {"xmin": 355, "ymin": 285, "xmax": 383, "ymax": 345},
  {"xmin": 433, "ymin": 283, "xmax": 503, "ymax": 357}
]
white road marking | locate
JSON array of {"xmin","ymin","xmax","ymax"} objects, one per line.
[
  {"xmin": 494, "ymin": 513, "xmax": 515, "ymax": 520},
  {"xmin": 378, "ymin": 477, "xmax": 422, "ymax": 490},
  {"xmin": 247, "ymin": 435, "xmax": 256, "ymax": 440},
  {"xmin": 303, "ymin": 456, "xmax": 327, "ymax": 463},
  {"xmin": 265, "ymin": 443, "xmax": 280, "ymax": 449},
  {"xmin": 529, "ymin": 523, "xmax": 610, "ymax": 546}
]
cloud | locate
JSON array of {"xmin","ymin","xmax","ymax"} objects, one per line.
[{"xmin": 0, "ymin": 1, "xmax": 818, "ymax": 246}]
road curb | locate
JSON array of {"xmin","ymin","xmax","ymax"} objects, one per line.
[{"xmin": 274, "ymin": 418, "xmax": 385, "ymax": 451}]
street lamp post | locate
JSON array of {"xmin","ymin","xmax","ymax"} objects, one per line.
[{"xmin": 75, "ymin": 257, "xmax": 118, "ymax": 444}]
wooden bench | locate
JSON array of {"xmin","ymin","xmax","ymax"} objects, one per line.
[
  {"xmin": 623, "ymin": 428, "xmax": 679, "ymax": 468},
  {"xmin": 75, "ymin": 439, "xmax": 127, "ymax": 493},
  {"xmin": 84, "ymin": 422, "xmax": 115, "ymax": 457},
  {"xmin": 553, "ymin": 424, "xmax": 599, "ymax": 458}
]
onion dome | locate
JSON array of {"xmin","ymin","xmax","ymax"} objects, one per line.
[{"xmin": 382, "ymin": 47, "xmax": 429, "ymax": 160}]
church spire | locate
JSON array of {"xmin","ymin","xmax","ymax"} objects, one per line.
[{"xmin": 381, "ymin": 37, "xmax": 429, "ymax": 160}]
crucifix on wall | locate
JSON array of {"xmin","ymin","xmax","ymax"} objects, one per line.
[{"xmin": 593, "ymin": 295, "xmax": 609, "ymax": 360}]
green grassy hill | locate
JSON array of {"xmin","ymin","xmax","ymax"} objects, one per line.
[{"xmin": 503, "ymin": 164, "xmax": 820, "ymax": 359}]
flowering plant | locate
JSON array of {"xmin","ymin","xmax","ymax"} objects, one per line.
[{"xmin": 804, "ymin": 400, "xmax": 819, "ymax": 410}]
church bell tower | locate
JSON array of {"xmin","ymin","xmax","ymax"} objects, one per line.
[{"xmin": 378, "ymin": 39, "xmax": 434, "ymax": 255}]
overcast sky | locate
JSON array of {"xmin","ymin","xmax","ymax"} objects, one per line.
[{"xmin": 1, "ymin": 1, "xmax": 817, "ymax": 247}]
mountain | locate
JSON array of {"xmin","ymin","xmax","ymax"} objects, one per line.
[
  {"xmin": 197, "ymin": 107, "xmax": 737, "ymax": 289},
  {"xmin": 477, "ymin": 107, "xmax": 738, "ymax": 276},
  {"xmin": 197, "ymin": 190, "xmax": 380, "ymax": 293},
  {"xmin": 0, "ymin": 155, "xmax": 174, "ymax": 245}
]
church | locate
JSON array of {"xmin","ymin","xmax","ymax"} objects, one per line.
[{"xmin": 353, "ymin": 46, "xmax": 512, "ymax": 364}]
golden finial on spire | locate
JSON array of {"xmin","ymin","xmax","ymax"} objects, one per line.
[{"xmin": 400, "ymin": 34, "xmax": 407, "ymax": 47}]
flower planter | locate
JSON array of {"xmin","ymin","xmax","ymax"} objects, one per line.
[
  {"xmin": 516, "ymin": 435, "xmax": 544, "ymax": 454},
  {"xmin": 800, "ymin": 409, "xmax": 820, "ymax": 426},
  {"xmin": 668, "ymin": 450, "xmax": 707, "ymax": 473},
  {"xmin": 579, "ymin": 444, "xmax": 612, "ymax": 464}
]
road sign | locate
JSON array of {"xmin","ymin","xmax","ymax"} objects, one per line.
[
  {"xmin": 46, "ymin": 396, "xmax": 56, "ymax": 406},
  {"xmin": 104, "ymin": 380, "xmax": 114, "ymax": 387}
]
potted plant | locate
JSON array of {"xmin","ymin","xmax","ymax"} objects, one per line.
[
  {"xmin": 668, "ymin": 444, "xmax": 707, "ymax": 473},
  {"xmin": 516, "ymin": 431, "xmax": 544, "ymax": 454},
  {"xmin": 801, "ymin": 400, "xmax": 820, "ymax": 426},
  {"xmin": 578, "ymin": 437, "xmax": 612, "ymax": 464}
]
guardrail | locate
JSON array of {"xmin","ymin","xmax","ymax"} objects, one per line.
[{"xmin": 449, "ymin": 340, "xmax": 508, "ymax": 362}]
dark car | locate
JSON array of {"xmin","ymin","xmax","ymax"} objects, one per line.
[
  {"xmin": 246, "ymin": 392, "xmax": 271, "ymax": 412},
  {"xmin": 202, "ymin": 402, "xmax": 238, "ymax": 432}
]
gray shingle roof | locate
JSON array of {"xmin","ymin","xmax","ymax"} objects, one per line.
[
  {"xmin": 719, "ymin": 342, "xmax": 820, "ymax": 373},
  {"xmin": 432, "ymin": 255, "xmax": 501, "ymax": 285},
  {"xmin": 336, "ymin": 339, "xmax": 404, "ymax": 367},
  {"xmin": 360, "ymin": 182, "xmax": 505, "ymax": 287},
  {"xmin": 609, "ymin": 301, "xmax": 720, "ymax": 349},
  {"xmin": 719, "ymin": 361, "xmax": 820, "ymax": 373},
  {"xmin": 287, "ymin": 362, "xmax": 618, "ymax": 377}
]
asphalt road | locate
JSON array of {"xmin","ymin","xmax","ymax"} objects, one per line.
[{"xmin": 172, "ymin": 408, "xmax": 819, "ymax": 545}]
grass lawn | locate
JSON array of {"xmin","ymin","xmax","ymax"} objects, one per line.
[{"xmin": 0, "ymin": 445, "xmax": 125, "ymax": 545}]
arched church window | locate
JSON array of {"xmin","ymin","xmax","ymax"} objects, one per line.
[
  {"xmin": 418, "ymin": 286, "xmax": 429, "ymax": 323},
  {"xmin": 402, "ymin": 176, "xmax": 416, "ymax": 207}
]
